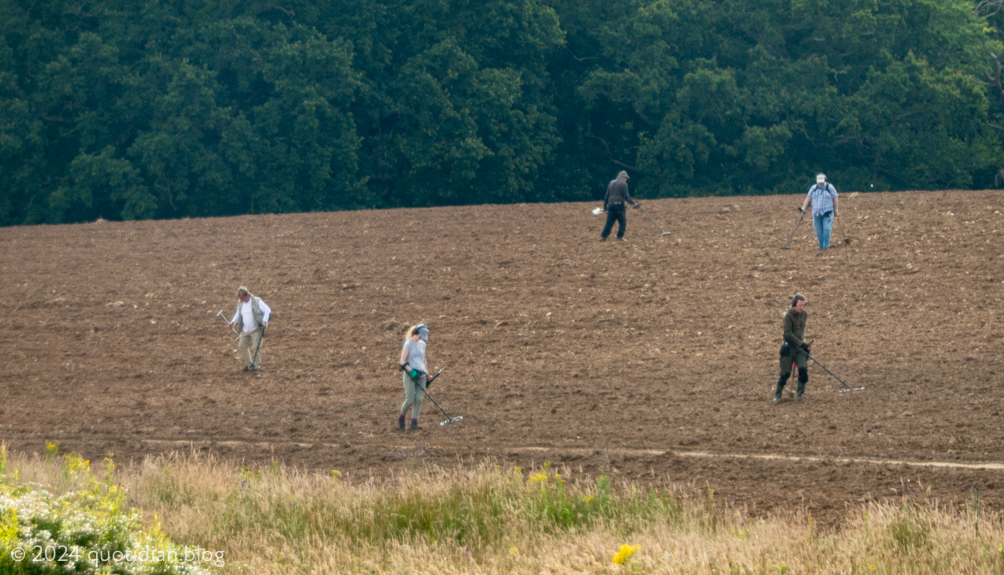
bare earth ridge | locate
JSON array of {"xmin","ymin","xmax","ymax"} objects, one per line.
[{"xmin": 1, "ymin": 190, "xmax": 1002, "ymax": 524}]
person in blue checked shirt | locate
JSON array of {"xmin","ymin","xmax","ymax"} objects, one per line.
[{"xmin": 799, "ymin": 173, "xmax": 840, "ymax": 250}]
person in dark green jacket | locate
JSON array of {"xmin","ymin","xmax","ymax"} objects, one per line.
[{"xmin": 775, "ymin": 293, "xmax": 810, "ymax": 404}]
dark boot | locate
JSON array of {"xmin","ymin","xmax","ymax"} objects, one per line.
[
  {"xmin": 774, "ymin": 375, "xmax": 789, "ymax": 404},
  {"xmin": 410, "ymin": 419, "xmax": 422, "ymax": 430},
  {"xmin": 797, "ymin": 368, "xmax": 808, "ymax": 398},
  {"xmin": 398, "ymin": 416, "xmax": 406, "ymax": 431}
]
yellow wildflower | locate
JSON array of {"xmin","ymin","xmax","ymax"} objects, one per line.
[
  {"xmin": 612, "ymin": 544, "xmax": 640, "ymax": 564},
  {"xmin": 0, "ymin": 507, "xmax": 18, "ymax": 541}
]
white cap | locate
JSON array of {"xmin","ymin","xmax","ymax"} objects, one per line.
[{"xmin": 816, "ymin": 173, "xmax": 826, "ymax": 183}]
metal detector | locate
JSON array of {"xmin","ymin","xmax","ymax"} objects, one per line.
[
  {"xmin": 419, "ymin": 368, "xmax": 463, "ymax": 426},
  {"xmin": 836, "ymin": 216, "xmax": 851, "ymax": 245},
  {"xmin": 781, "ymin": 208, "xmax": 806, "ymax": 249},
  {"xmin": 636, "ymin": 204, "xmax": 671, "ymax": 236},
  {"xmin": 250, "ymin": 325, "xmax": 266, "ymax": 370},
  {"xmin": 792, "ymin": 345, "xmax": 864, "ymax": 393}
]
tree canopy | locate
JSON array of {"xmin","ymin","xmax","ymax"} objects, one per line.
[{"xmin": 0, "ymin": 0, "xmax": 1001, "ymax": 225}]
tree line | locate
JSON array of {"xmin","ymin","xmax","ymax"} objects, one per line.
[{"xmin": 1, "ymin": 0, "xmax": 1003, "ymax": 225}]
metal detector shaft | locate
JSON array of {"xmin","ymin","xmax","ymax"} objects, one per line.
[
  {"xmin": 415, "ymin": 369, "xmax": 462, "ymax": 425},
  {"xmin": 251, "ymin": 325, "xmax": 266, "ymax": 367},
  {"xmin": 420, "ymin": 387, "xmax": 452, "ymax": 420},
  {"xmin": 836, "ymin": 216, "xmax": 849, "ymax": 243},
  {"xmin": 637, "ymin": 204, "xmax": 670, "ymax": 235},
  {"xmin": 791, "ymin": 346, "xmax": 861, "ymax": 391},
  {"xmin": 781, "ymin": 209, "xmax": 806, "ymax": 249},
  {"xmin": 419, "ymin": 386, "xmax": 463, "ymax": 425}
]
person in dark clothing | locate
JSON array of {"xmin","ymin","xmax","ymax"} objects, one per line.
[
  {"xmin": 601, "ymin": 171, "xmax": 640, "ymax": 241},
  {"xmin": 775, "ymin": 293, "xmax": 810, "ymax": 404}
]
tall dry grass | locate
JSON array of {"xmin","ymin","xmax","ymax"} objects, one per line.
[{"xmin": 4, "ymin": 447, "xmax": 1004, "ymax": 574}]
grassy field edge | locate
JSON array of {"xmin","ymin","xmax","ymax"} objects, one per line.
[{"xmin": 3, "ymin": 443, "xmax": 1004, "ymax": 574}]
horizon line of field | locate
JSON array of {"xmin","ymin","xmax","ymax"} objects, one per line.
[{"xmin": 129, "ymin": 438, "xmax": 1004, "ymax": 471}]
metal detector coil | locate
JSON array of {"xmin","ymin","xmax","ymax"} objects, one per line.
[
  {"xmin": 592, "ymin": 207, "xmax": 604, "ymax": 216},
  {"xmin": 792, "ymin": 345, "xmax": 864, "ymax": 393},
  {"xmin": 637, "ymin": 204, "xmax": 671, "ymax": 236}
]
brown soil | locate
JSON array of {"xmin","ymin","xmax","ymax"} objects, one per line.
[{"xmin": 1, "ymin": 190, "xmax": 1003, "ymax": 524}]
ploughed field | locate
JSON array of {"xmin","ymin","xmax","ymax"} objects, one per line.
[{"xmin": 1, "ymin": 190, "xmax": 1002, "ymax": 524}]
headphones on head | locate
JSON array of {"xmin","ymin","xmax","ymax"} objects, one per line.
[
  {"xmin": 413, "ymin": 323, "xmax": 427, "ymax": 336},
  {"xmin": 792, "ymin": 294, "xmax": 805, "ymax": 307}
]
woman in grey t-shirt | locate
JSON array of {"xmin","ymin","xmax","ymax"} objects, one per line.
[{"xmin": 397, "ymin": 323, "xmax": 429, "ymax": 430}]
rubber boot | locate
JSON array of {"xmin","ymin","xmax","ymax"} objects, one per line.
[
  {"xmin": 774, "ymin": 375, "xmax": 789, "ymax": 404},
  {"xmin": 796, "ymin": 368, "xmax": 808, "ymax": 399},
  {"xmin": 398, "ymin": 415, "xmax": 406, "ymax": 431},
  {"xmin": 410, "ymin": 419, "xmax": 422, "ymax": 430}
]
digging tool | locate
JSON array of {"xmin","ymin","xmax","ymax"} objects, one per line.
[
  {"xmin": 791, "ymin": 344, "xmax": 864, "ymax": 393},
  {"xmin": 836, "ymin": 216, "xmax": 851, "ymax": 245},
  {"xmin": 425, "ymin": 368, "xmax": 443, "ymax": 388},
  {"xmin": 416, "ymin": 368, "xmax": 463, "ymax": 426},
  {"xmin": 636, "ymin": 204, "xmax": 671, "ymax": 236},
  {"xmin": 216, "ymin": 310, "xmax": 238, "ymax": 334},
  {"xmin": 781, "ymin": 208, "xmax": 806, "ymax": 249}
]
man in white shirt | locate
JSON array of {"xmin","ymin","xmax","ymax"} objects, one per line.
[{"xmin": 229, "ymin": 286, "xmax": 272, "ymax": 371}]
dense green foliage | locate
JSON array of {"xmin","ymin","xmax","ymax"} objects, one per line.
[{"xmin": 0, "ymin": 0, "xmax": 1001, "ymax": 224}]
